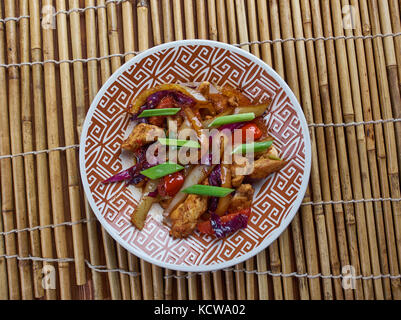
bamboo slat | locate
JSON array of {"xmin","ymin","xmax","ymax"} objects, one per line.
[
  {"xmin": 0, "ymin": 3, "xmax": 20, "ymax": 301},
  {"xmin": 83, "ymin": 0, "xmax": 106, "ymax": 300},
  {"xmin": 0, "ymin": 204, "xmax": 7, "ymax": 299},
  {"xmin": 350, "ymin": 0, "xmax": 393, "ymax": 299},
  {"xmin": 172, "ymin": 0, "xmax": 184, "ymax": 40},
  {"xmin": 97, "ymin": 0, "xmax": 123, "ymax": 300},
  {"xmin": 268, "ymin": 0, "xmax": 298, "ymax": 300},
  {"xmin": 122, "ymin": 0, "xmax": 143, "ymax": 301},
  {"xmin": 290, "ymin": 0, "xmax": 335, "ymax": 300},
  {"xmin": 374, "ymin": 0, "xmax": 401, "ymax": 271},
  {"xmin": 0, "ymin": 0, "xmax": 400, "ymax": 301},
  {"xmin": 256, "ymin": 0, "xmax": 283, "ymax": 300},
  {"xmin": 19, "ymin": 0, "xmax": 43, "ymax": 299},
  {"xmin": 359, "ymin": 0, "xmax": 401, "ymax": 300},
  {"xmin": 376, "ymin": 0, "xmax": 401, "ymax": 181},
  {"xmin": 365, "ymin": 0, "xmax": 401, "ymax": 298},
  {"xmin": 29, "ymin": 0, "xmax": 57, "ymax": 300},
  {"xmin": 331, "ymin": 0, "xmax": 381, "ymax": 299},
  {"xmin": 4, "ymin": 0, "xmax": 33, "ymax": 300},
  {"xmin": 55, "ymin": 0, "xmax": 87, "ymax": 287},
  {"xmin": 42, "ymin": 0, "xmax": 72, "ymax": 300},
  {"xmin": 106, "ymin": 0, "xmax": 133, "ymax": 301}
]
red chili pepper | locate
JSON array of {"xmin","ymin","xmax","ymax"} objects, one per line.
[
  {"xmin": 157, "ymin": 172, "xmax": 185, "ymax": 197},
  {"xmin": 149, "ymin": 96, "xmax": 176, "ymax": 127},
  {"xmin": 197, "ymin": 208, "xmax": 252, "ymax": 236},
  {"xmin": 241, "ymin": 123, "xmax": 262, "ymax": 142}
]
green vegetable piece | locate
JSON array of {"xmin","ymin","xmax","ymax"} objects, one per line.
[
  {"xmin": 208, "ymin": 112, "xmax": 256, "ymax": 128},
  {"xmin": 232, "ymin": 140, "xmax": 274, "ymax": 154},
  {"xmin": 140, "ymin": 163, "xmax": 184, "ymax": 180},
  {"xmin": 138, "ymin": 108, "xmax": 181, "ymax": 118},
  {"xmin": 268, "ymin": 154, "xmax": 282, "ymax": 161},
  {"xmin": 181, "ymin": 185, "xmax": 235, "ymax": 197},
  {"xmin": 158, "ymin": 138, "xmax": 200, "ymax": 149}
]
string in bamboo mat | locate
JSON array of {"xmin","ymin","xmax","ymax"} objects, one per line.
[{"xmin": 0, "ymin": 0, "xmax": 401, "ymax": 300}]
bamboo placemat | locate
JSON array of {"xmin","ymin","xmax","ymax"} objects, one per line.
[{"xmin": 0, "ymin": 0, "xmax": 401, "ymax": 300}]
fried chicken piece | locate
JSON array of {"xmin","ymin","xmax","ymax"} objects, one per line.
[
  {"xmin": 208, "ymin": 86, "xmax": 251, "ymax": 113},
  {"xmin": 198, "ymin": 81, "xmax": 211, "ymax": 97},
  {"xmin": 249, "ymin": 146, "xmax": 287, "ymax": 179},
  {"xmin": 228, "ymin": 184, "xmax": 255, "ymax": 213},
  {"xmin": 220, "ymin": 87, "xmax": 252, "ymax": 106},
  {"xmin": 230, "ymin": 155, "xmax": 254, "ymax": 187},
  {"xmin": 121, "ymin": 123, "xmax": 164, "ymax": 152},
  {"xmin": 208, "ymin": 93, "xmax": 230, "ymax": 114},
  {"xmin": 169, "ymin": 194, "xmax": 208, "ymax": 238}
]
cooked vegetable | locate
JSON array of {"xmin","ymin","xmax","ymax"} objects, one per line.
[
  {"xmin": 102, "ymin": 165, "xmax": 138, "ymax": 184},
  {"xmin": 195, "ymin": 102, "xmax": 216, "ymax": 116},
  {"xmin": 268, "ymin": 154, "xmax": 282, "ymax": 161},
  {"xmin": 140, "ymin": 162, "xmax": 184, "ymax": 180},
  {"xmin": 241, "ymin": 123, "xmax": 262, "ymax": 142},
  {"xmin": 208, "ymin": 164, "xmax": 222, "ymax": 187},
  {"xmin": 215, "ymin": 164, "xmax": 232, "ymax": 216},
  {"xmin": 138, "ymin": 108, "xmax": 181, "ymax": 118},
  {"xmin": 157, "ymin": 95, "xmax": 176, "ymax": 108},
  {"xmin": 234, "ymin": 102, "xmax": 271, "ymax": 117},
  {"xmin": 131, "ymin": 179, "xmax": 160, "ymax": 230},
  {"xmin": 197, "ymin": 208, "xmax": 251, "ymax": 236},
  {"xmin": 158, "ymin": 138, "xmax": 200, "ymax": 149},
  {"xmin": 218, "ymin": 122, "xmax": 246, "ymax": 132},
  {"xmin": 183, "ymin": 106, "xmax": 204, "ymax": 136},
  {"xmin": 103, "ymin": 146, "xmax": 149, "ymax": 184},
  {"xmin": 207, "ymin": 197, "xmax": 219, "ymax": 213},
  {"xmin": 207, "ymin": 165, "xmax": 221, "ymax": 214},
  {"xmin": 165, "ymin": 165, "xmax": 215, "ymax": 214},
  {"xmin": 202, "ymin": 109, "xmax": 232, "ymax": 127},
  {"xmin": 182, "ymin": 185, "xmax": 235, "ymax": 197},
  {"xmin": 158, "ymin": 172, "xmax": 185, "ymax": 197},
  {"xmin": 211, "ymin": 213, "xmax": 248, "ymax": 238},
  {"xmin": 208, "ymin": 113, "xmax": 255, "ymax": 128},
  {"xmin": 129, "ymin": 84, "xmax": 196, "ymax": 114},
  {"xmin": 232, "ymin": 140, "xmax": 274, "ymax": 154}
]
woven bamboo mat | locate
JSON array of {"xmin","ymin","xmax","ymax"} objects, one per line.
[{"xmin": 0, "ymin": 0, "xmax": 401, "ymax": 300}]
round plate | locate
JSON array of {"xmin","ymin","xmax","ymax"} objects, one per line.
[{"xmin": 79, "ymin": 40, "xmax": 311, "ymax": 272}]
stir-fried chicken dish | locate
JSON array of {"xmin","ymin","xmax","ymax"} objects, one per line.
[{"xmin": 103, "ymin": 83, "xmax": 287, "ymax": 239}]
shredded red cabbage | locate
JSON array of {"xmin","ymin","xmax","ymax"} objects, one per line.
[
  {"xmin": 148, "ymin": 191, "xmax": 158, "ymax": 198},
  {"xmin": 218, "ymin": 122, "xmax": 246, "ymax": 132},
  {"xmin": 102, "ymin": 165, "xmax": 139, "ymax": 184},
  {"xmin": 131, "ymin": 90, "xmax": 196, "ymax": 121},
  {"xmin": 210, "ymin": 213, "xmax": 248, "ymax": 238},
  {"xmin": 128, "ymin": 174, "xmax": 147, "ymax": 186},
  {"xmin": 172, "ymin": 91, "xmax": 196, "ymax": 107},
  {"xmin": 208, "ymin": 197, "xmax": 219, "ymax": 213},
  {"xmin": 207, "ymin": 165, "xmax": 221, "ymax": 213},
  {"xmin": 208, "ymin": 164, "xmax": 222, "ymax": 186},
  {"xmin": 103, "ymin": 146, "xmax": 157, "ymax": 185},
  {"xmin": 146, "ymin": 90, "xmax": 171, "ymax": 108}
]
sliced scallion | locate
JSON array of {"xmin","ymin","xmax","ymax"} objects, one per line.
[
  {"xmin": 232, "ymin": 140, "xmax": 274, "ymax": 154},
  {"xmin": 208, "ymin": 112, "xmax": 255, "ymax": 128},
  {"xmin": 138, "ymin": 108, "xmax": 181, "ymax": 118},
  {"xmin": 268, "ymin": 154, "xmax": 282, "ymax": 161},
  {"xmin": 158, "ymin": 138, "xmax": 200, "ymax": 149},
  {"xmin": 181, "ymin": 185, "xmax": 235, "ymax": 197},
  {"xmin": 140, "ymin": 163, "xmax": 184, "ymax": 180}
]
